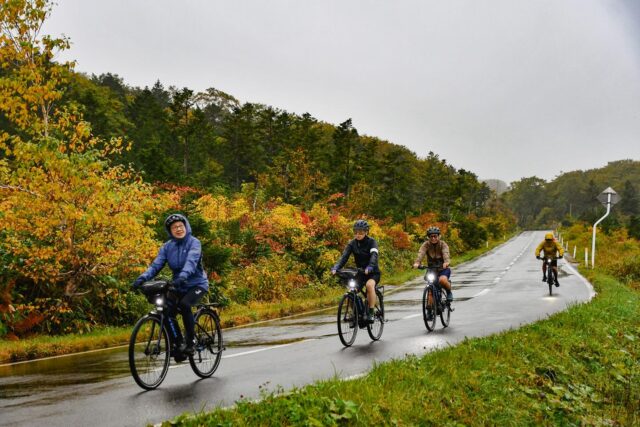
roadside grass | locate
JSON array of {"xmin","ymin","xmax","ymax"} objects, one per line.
[
  {"xmin": 167, "ymin": 270, "xmax": 639, "ymax": 426},
  {"xmin": 0, "ymin": 235, "xmax": 512, "ymax": 364}
]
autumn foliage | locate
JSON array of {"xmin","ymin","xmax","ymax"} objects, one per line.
[{"xmin": 0, "ymin": 1, "xmax": 516, "ymax": 338}]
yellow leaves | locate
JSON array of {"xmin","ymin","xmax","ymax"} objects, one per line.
[
  {"xmin": 1, "ymin": 139, "xmax": 171, "ymax": 288},
  {"xmin": 194, "ymin": 194, "xmax": 250, "ymax": 224}
]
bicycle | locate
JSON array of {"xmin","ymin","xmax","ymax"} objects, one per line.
[
  {"xmin": 335, "ymin": 268, "xmax": 385, "ymax": 347},
  {"xmin": 418, "ymin": 264, "xmax": 453, "ymax": 332},
  {"xmin": 537, "ymin": 255, "xmax": 562, "ymax": 296},
  {"xmin": 128, "ymin": 280, "xmax": 224, "ymax": 390}
]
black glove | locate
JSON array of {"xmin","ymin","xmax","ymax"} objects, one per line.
[
  {"xmin": 132, "ymin": 277, "xmax": 145, "ymax": 289},
  {"xmin": 559, "ymin": 255, "xmax": 563, "ymax": 259},
  {"xmin": 171, "ymin": 277, "xmax": 187, "ymax": 288},
  {"xmin": 536, "ymin": 256, "xmax": 541, "ymax": 260}
]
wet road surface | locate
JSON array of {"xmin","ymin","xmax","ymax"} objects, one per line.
[{"xmin": 0, "ymin": 231, "xmax": 594, "ymax": 426}]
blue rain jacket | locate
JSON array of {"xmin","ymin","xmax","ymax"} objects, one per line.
[{"xmin": 138, "ymin": 214, "xmax": 208, "ymax": 292}]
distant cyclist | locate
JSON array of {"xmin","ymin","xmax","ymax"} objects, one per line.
[
  {"xmin": 413, "ymin": 226, "xmax": 453, "ymax": 302},
  {"xmin": 331, "ymin": 220, "xmax": 381, "ymax": 323},
  {"xmin": 132, "ymin": 213, "xmax": 208, "ymax": 357},
  {"xmin": 535, "ymin": 232, "xmax": 564, "ymax": 287}
]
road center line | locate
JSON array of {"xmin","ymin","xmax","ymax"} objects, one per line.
[
  {"xmin": 222, "ymin": 341, "xmax": 308, "ymax": 359},
  {"xmin": 401, "ymin": 313, "xmax": 422, "ymax": 320},
  {"xmin": 472, "ymin": 288, "xmax": 491, "ymax": 297}
]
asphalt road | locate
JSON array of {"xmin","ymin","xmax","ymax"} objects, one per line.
[{"xmin": 0, "ymin": 231, "xmax": 594, "ymax": 426}]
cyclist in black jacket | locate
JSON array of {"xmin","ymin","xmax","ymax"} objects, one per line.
[{"xmin": 331, "ymin": 220, "xmax": 380, "ymax": 323}]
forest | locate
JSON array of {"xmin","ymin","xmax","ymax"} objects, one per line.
[
  {"xmin": 503, "ymin": 160, "xmax": 640, "ymax": 238},
  {"xmin": 1, "ymin": 0, "xmax": 514, "ymax": 338}
]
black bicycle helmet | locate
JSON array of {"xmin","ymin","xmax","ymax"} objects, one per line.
[
  {"xmin": 426, "ymin": 226, "xmax": 441, "ymax": 236},
  {"xmin": 353, "ymin": 219, "xmax": 370, "ymax": 232},
  {"xmin": 165, "ymin": 213, "xmax": 186, "ymax": 229}
]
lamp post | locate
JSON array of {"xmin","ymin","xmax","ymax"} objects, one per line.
[{"xmin": 591, "ymin": 187, "xmax": 620, "ymax": 268}]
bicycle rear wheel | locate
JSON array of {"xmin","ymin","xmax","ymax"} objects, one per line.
[
  {"xmin": 337, "ymin": 294, "xmax": 358, "ymax": 347},
  {"xmin": 367, "ymin": 289, "xmax": 385, "ymax": 341},
  {"xmin": 129, "ymin": 315, "xmax": 170, "ymax": 390},
  {"xmin": 422, "ymin": 286, "xmax": 437, "ymax": 331},
  {"xmin": 189, "ymin": 309, "xmax": 223, "ymax": 378}
]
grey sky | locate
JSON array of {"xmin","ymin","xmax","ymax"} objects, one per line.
[{"xmin": 44, "ymin": 0, "xmax": 640, "ymax": 184}]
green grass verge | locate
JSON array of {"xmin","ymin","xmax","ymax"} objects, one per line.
[
  {"xmin": 166, "ymin": 269, "xmax": 640, "ymax": 426},
  {"xmin": 0, "ymin": 235, "xmax": 513, "ymax": 365}
]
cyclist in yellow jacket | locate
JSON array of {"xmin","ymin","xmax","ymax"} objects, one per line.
[{"xmin": 534, "ymin": 232, "xmax": 564, "ymax": 286}]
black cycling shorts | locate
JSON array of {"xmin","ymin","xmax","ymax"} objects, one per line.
[{"xmin": 356, "ymin": 271, "xmax": 380, "ymax": 287}]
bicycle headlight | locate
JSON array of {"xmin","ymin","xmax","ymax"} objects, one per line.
[
  {"xmin": 427, "ymin": 273, "xmax": 436, "ymax": 282},
  {"xmin": 348, "ymin": 279, "xmax": 357, "ymax": 290},
  {"xmin": 547, "ymin": 258, "xmax": 551, "ymax": 263},
  {"xmin": 155, "ymin": 296, "xmax": 165, "ymax": 306}
]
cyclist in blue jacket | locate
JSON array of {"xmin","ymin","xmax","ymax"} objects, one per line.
[
  {"xmin": 331, "ymin": 220, "xmax": 380, "ymax": 323},
  {"xmin": 132, "ymin": 213, "xmax": 208, "ymax": 356}
]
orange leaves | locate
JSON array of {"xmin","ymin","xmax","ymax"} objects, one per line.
[{"xmin": 386, "ymin": 224, "xmax": 412, "ymax": 250}]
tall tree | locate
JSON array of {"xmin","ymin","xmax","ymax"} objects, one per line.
[
  {"xmin": 619, "ymin": 180, "xmax": 640, "ymax": 216},
  {"xmin": 332, "ymin": 119, "xmax": 359, "ymax": 199}
]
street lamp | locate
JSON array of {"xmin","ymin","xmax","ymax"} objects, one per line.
[{"xmin": 591, "ymin": 187, "xmax": 620, "ymax": 268}]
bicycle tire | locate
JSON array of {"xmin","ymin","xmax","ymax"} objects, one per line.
[
  {"xmin": 547, "ymin": 264, "xmax": 553, "ymax": 296},
  {"xmin": 440, "ymin": 290, "xmax": 451, "ymax": 327},
  {"xmin": 337, "ymin": 294, "xmax": 358, "ymax": 347},
  {"xmin": 189, "ymin": 309, "xmax": 223, "ymax": 378},
  {"xmin": 422, "ymin": 286, "xmax": 437, "ymax": 331},
  {"xmin": 129, "ymin": 315, "xmax": 170, "ymax": 390},
  {"xmin": 367, "ymin": 289, "xmax": 384, "ymax": 341}
]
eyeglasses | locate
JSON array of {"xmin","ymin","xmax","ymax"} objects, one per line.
[
  {"xmin": 429, "ymin": 234, "xmax": 439, "ymax": 238},
  {"xmin": 171, "ymin": 224, "xmax": 185, "ymax": 231}
]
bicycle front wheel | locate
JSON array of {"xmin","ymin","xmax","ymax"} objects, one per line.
[
  {"xmin": 129, "ymin": 315, "xmax": 170, "ymax": 390},
  {"xmin": 547, "ymin": 265, "xmax": 553, "ymax": 296},
  {"xmin": 189, "ymin": 309, "xmax": 223, "ymax": 378},
  {"xmin": 367, "ymin": 289, "xmax": 385, "ymax": 341},
  {"xmin": 422, "ymin": 286, "xmax": 437, "ymax": 332},
  {"xmin": 337, "ymin": 294, "xmax": 358, "ymax": 347},
  {"xmin": 439, "ymin": 292, "xmax": 451, "ymax": 327}
]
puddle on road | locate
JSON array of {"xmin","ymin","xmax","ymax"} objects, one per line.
[{"xmin": 0, "ymin": 347, "xmax": 130, "ymax": 400}]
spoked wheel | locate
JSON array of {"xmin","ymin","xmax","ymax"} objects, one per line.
[
  {"xmin": 439, "ymin": 292, "xmax": 451, "ymax": 328},
  {"xmin": 337, "ymin": 294, "xmax": 358, "ymax": 347},
  {"xmin": 129, "ymin": 315, "xmax": 170, "ymax": 390},
  {"xmin": 367, "ymin": 289, "xmax": 385, "ymax": 341},
  {"xmin": 422, "ymin": 286, "xmax": 437, "ymax": 332},
  {"xmin": 189, "ymin": 309, "xmax": 223, "ymax": 378}
]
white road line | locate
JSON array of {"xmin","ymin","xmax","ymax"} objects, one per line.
[
  {"xmin": 401, "ymin": 313, "xmax": 422, "ymax": 320},
  {"xmin": 562, "ymin": 261, "xmax": 597, "ymax": 300},
  {"xmin": 473, "ymin": 289, "xmax": 491, "ymax": 298},
  {"xmin": 222, "ymin": 341, "xmax": 308, "ymax": 359}
]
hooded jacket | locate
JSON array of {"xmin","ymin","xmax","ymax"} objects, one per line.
[
  {"xmin": 535, "ymin": 239, "xmax": 564, "ymax": 258},
  {"xmin": 138, "ymin": 214, "xmax": 208, "ymax": 292}
]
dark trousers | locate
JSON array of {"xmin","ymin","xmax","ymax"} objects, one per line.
[{"xmin": 166, "ymin": 287, "xmax": 206, "ymax": 344}]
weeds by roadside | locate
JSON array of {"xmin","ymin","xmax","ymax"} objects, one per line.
[{"xmin": 167, "ymin": 270, "xmax": 639, "ymax": 426}]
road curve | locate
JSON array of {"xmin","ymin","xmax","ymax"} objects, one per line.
[{"xmin": 0, "ymin": 231, "xmax": 594, "ymax": 426}]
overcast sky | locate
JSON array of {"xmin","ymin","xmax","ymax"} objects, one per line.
[{"xmin": 44, "ymin": 0, "xmax": 640, "ymax": 184}]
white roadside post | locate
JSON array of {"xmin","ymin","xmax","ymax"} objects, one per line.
[
  {"xmin": 585, "ymin": 248, "xmax": 588, "ymax": 267},
  {"xmin": 591, "ymin": 187, "xmax": 620, "ymax": 268}
]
